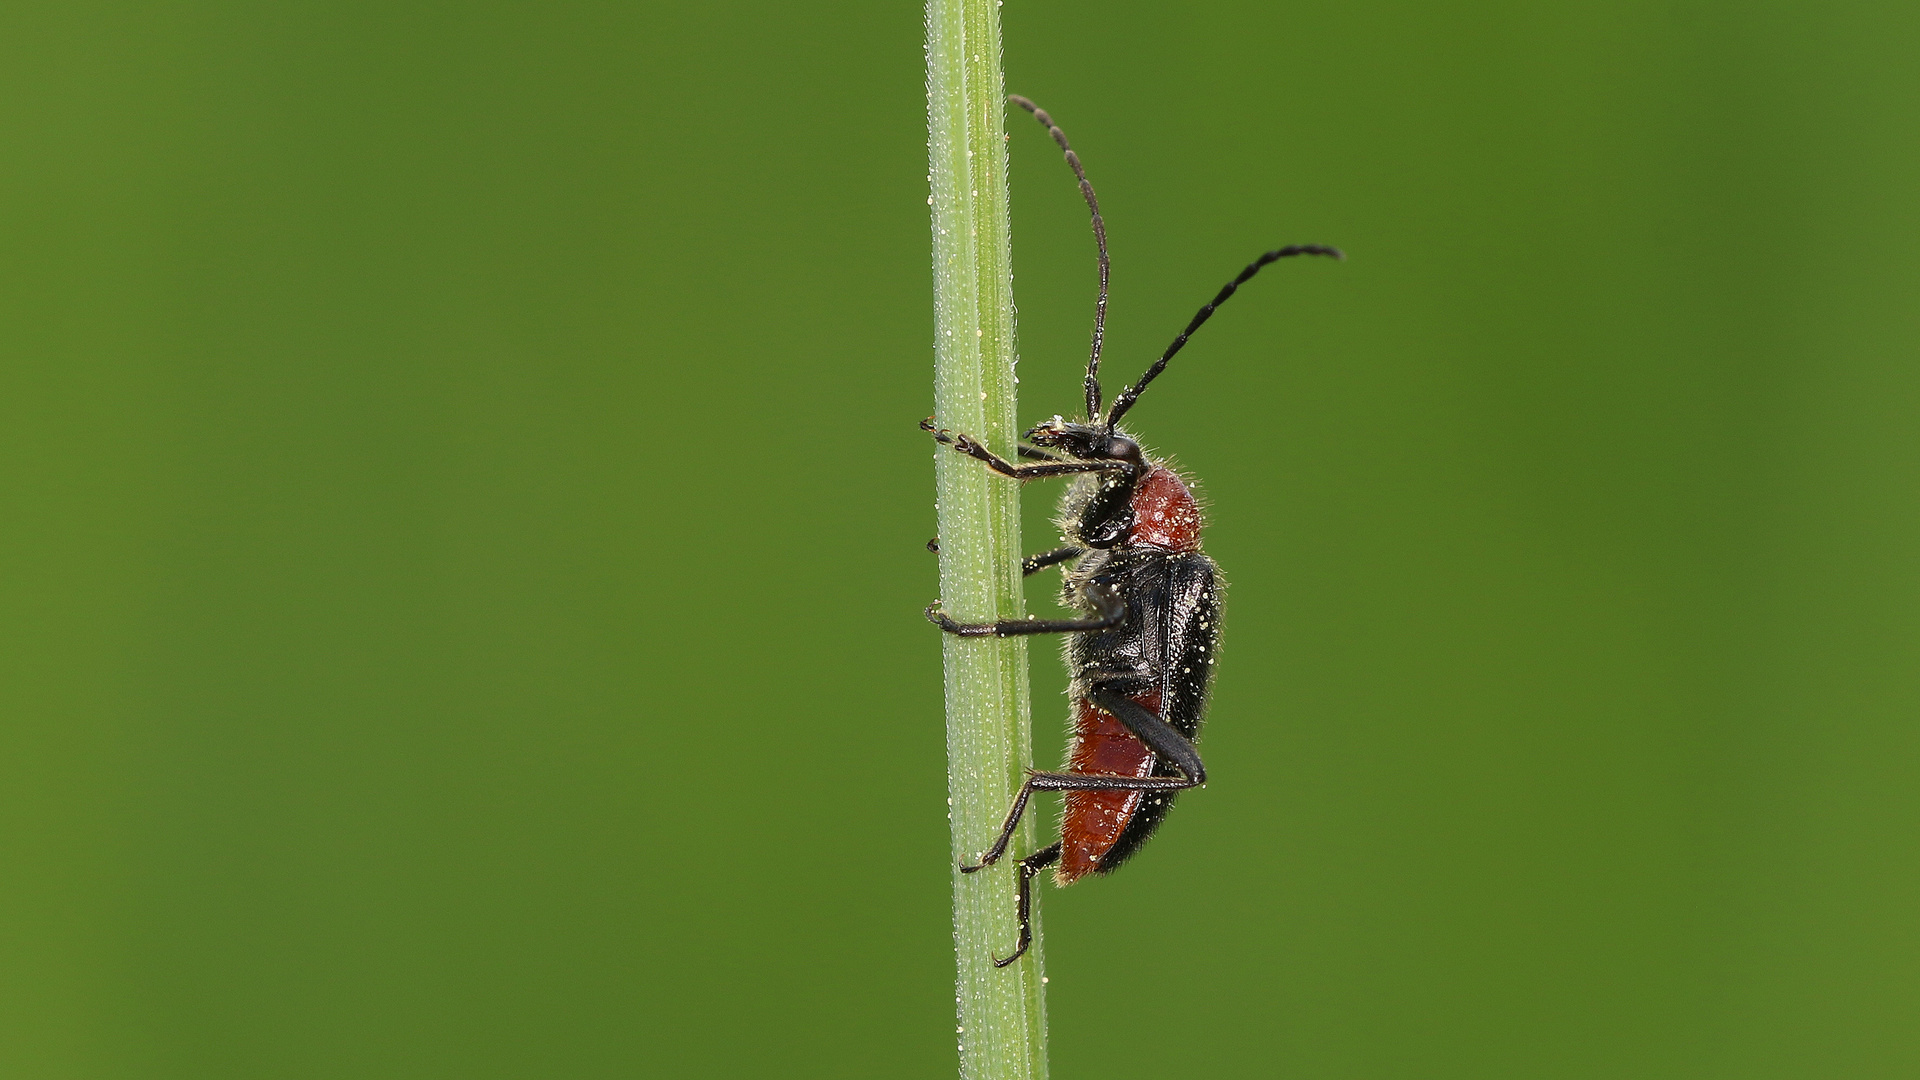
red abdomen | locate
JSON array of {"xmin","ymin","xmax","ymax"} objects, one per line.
[{"xmin": 1058, "ymin": 689, "xmax": 1161, "ymax": 883}]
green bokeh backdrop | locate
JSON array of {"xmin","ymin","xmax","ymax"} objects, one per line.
[{"xmin": 6, "ymin": 1, "xmax": 1918, "ymax": 1077}]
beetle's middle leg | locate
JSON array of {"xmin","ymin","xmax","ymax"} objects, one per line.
[
  {"xmin": 923, "ymin": 543, "xmax": 1082, "ymax": 574},
  {"xmin": 1021, "ymin": 547, "xmax": 1084, "ymax": 576},
  {"xmin": 925, "ymin": 583, "xmax": 1121, "ymax": 638}
]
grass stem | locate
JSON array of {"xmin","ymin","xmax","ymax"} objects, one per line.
[{"xmin": 926, "ymin": 0, "xmax": 1048, "ymax": 1076}]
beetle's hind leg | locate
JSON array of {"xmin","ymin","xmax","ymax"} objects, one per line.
[
  {"xmin": 962, "ymin": 767, "xmax": 1196, "ymax": 872},
  {"xmin": 992, "ymin": 842, "xmax": 1062, "ymax": 968},
  {"xmin": 962, "ymin": 692, "xmax": 1207, "ymax": 873},
  {"xmin": 958, "ymin": 698, "xmax": 1207, "ymax": 965}
]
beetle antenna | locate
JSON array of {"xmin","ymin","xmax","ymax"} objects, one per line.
[
  {"xmin": 1010, "ymin": 95, "xmax": 1109, "ymax": 423},
  {"xmin": 1105, "ymin": 244, "xmax": 1342, "ymax": 428}
]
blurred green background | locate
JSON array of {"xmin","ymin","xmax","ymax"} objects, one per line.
[{"xmin": 5, "ymin": 0, "xmax": 1918, "ymax": 1077}]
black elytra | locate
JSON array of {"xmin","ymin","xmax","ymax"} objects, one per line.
[{"xmin": 925, "ymin": 95, "xmax": 1341, "ymax": 967}]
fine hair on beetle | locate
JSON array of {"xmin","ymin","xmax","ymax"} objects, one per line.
[{"xmin": 924, "ymin": 93, "xmax": 1341, "ymax": 967}]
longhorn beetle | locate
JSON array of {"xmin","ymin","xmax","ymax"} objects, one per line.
[{"xmin": 925, "ymin": 96, "xmax": 1341, "ymax": 967}]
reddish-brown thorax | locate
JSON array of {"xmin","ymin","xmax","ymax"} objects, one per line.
[
  {"xmin": 1128, "ymin": 465, "xmax": 1202, "ymax": 551},
  {"xmin": 1058, "ymin": 689, "xmax": 1162, "ymax": 883}
]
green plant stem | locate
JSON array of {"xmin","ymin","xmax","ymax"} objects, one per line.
[{"xmin": 926, "ymin": 0, "xmax": 1048, "ymax": 1077}]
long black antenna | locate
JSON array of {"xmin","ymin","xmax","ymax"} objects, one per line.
[
  {"xmin": 1009, "ymin": 95, "xmax": 1109, "ymax": 423},
  {"xmin": 1105, "ymin": 244, "xmax": 1343, "ymax": 428}
]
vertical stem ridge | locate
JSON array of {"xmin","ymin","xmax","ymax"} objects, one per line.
[{"xmin": 926, "ymin": 0, "xmax": 1048, "ymax": 1077}]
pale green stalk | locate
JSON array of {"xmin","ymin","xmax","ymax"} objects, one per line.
[{"xmin": 926, "ymin": 0, "xmax": 1047, "ymax": 1077}]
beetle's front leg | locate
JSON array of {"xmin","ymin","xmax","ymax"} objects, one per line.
[{"xmin": 921, "ymin": 418, "xmax": 1126, "ymax": 479}]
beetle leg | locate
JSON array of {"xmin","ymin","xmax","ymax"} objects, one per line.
[
  {"xmin": 960, "ymin": 692, "xmax": 1208, "ymax": 965},
  {"xmin": 962, "ymin": 770, "xmax": 1197, "ymax": 873},
  {"xmin": 961, "ymin": 781, "xmax": 1038, "ymax": 872},
  {"xmin": 925, "ymin": 584, "xmax": 1121, "ymax": 638},
  {"xmin": 922, "ymin": 418, "xmax": 1129, "ymax": 479},
  {"xmin": 1084, "ymin": 689, "xmax": 1207, "ymax": 785},
  {"xmin": 927, "ymin": 543, "xmax": 1080, "ymax": 574},
  {"xmin": 962, "ymin": 694, "xmax": 1205, "ymax": 874},
  {"xmin": 962, "ymin": 767, "xmax": 1200, "ymax": 965},
  {"xmin": 992, "ymin": 842, "xmax": 1062, "ymax": 968},
  {"xmin": 1021, "ymin": 547, "xmax": 1085, "ymax": 576}
]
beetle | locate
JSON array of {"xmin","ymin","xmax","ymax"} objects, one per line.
[{"xmin": 924, "ymin": 95, "xmax": 1341, "ymax": 966}]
